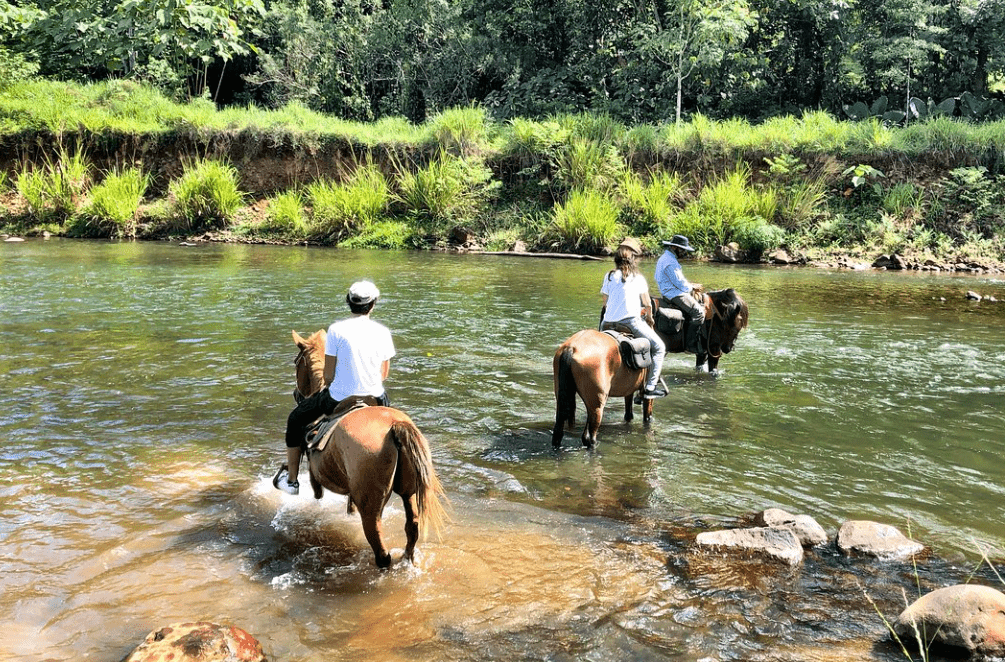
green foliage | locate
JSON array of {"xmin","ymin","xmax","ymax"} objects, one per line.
[
  {"xmin": 549, "ymin": 189, "xmax": 620, "ymax": 253},
  {"xmin": 340, "ymin": 220, "xmax": 417, "ymax": 249},
  {"xmin": 426, "ymin": 105, "xmax": 492, "ymax": 156},
  {"xmin": 619, "ymin": 169, "xmax": 686, "ymax": 234},
  {"xmin": 731, "ymin": 219, "xmax": 785, "ymax": 255},
  {"xmin": 553, "ymin": 138, "xmax": 625, "ymax": 193},
  {"xmin": 261, "ymin": 190, "xmax": 306, "ymax": 235},
  {"xmin": 73, "ymin": 167, "xmax": 149, "ymax": 238},
  {"xmin": 882, "ymin": 182, "xmax": 925, "ymax": 219},
  {"xmin": 307, "ymin": 164, "xmax": 390, "ymax": 241},
  {"xmin": 168, "ymin": 159, "xmax": 244, "ymax": 231},
  {"xmin": 395, "ymin": 153, "xmax": 497, "ymax": 233},
  {"xmin": 15, "ymin": 148, "xmax": 91, "ymax": 220},
  {"xmin": 935, "ymin": 166, "xmax": 1005, "ymax": 237}
]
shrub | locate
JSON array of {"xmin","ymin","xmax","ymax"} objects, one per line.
[
  {"xmin": 168, "ymin": 159, "xmax": 244, "ymax": 230},
  {"xmin": 339, "ymin": 220, "xmax": 417, "ymax": 249},
  {"xmin": 72, "ymin": 167, "xmax": 149, "ymax": 237},
  {"xmin": 15, "ymin": 148, "xmax": 91, "ymax": 221},
  {"xmin": 549, "ymin": 188, "xmax": 619, "ymax": 252},
  {"xmin": 262, "ymin": 190, "xmax": 306, "ymax": 234},
  {"xmin": 396, "ymin": 153, "xmax": 497, "ymax": 231},
  {"xmin": 553, "ymin": 137, "xmax": 624, "ymax": 192},
  {"xmin": 308, "ymin": 164, "xmax": 390, "ymax": 240},
  {"xmin": 619, "ymin": 169, "xmax": 686, "ymax": 234},
  {"xmin": 426, "ymin": 105, "xmax": 491, "ymax": 156}
]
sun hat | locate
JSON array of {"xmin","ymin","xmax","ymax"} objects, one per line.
[
  {"xmin": 662, "ymin": 235, "xmax": 694, "ymax": 252},
  {"xmin": 617, "ymin": 237, "xmax": 643, "ymax": 255},
  {"xmin": 347, "ymin": 280, "xmax": 380, "ymax": 305}
]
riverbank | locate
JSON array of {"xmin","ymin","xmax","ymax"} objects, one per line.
[{"xmin": 2, "ymin": 79, "xmax": 1004, "ymax": 269}]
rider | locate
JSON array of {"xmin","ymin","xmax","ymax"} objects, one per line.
[
  {"xmin": 274, "ymin": 280, "xmax": 395, "ymax": 495},
  {"xmin": 654, "ymin": 234, "xmax": 706, "ymax": 355},
  {"xmin": 601, "ymin": 237, "xmax": 667, "ymax": 399}
]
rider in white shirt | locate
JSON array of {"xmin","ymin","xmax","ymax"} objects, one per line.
[
  {"xmin": 275, "ymin": 280, "xmax": 395, "ymax": 495},
  {"xmin": 654, "ymin": 234, "xmax": 706, "ymax": 355},
  {"xmin": 601, "ymin": 238, "xmax": 667, "ymax": 398}
]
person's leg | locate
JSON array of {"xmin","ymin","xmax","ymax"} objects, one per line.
[
  {"xmin": 671, "ymin": 294, "xmax": 705, "ymax": 353},
  {"xmin": 278, "ymin": 389, "xmax": 336, "ymax": 493},
  {"xmin": 625, "ymin": 318, "xmax": 666, "ymax": 395}
]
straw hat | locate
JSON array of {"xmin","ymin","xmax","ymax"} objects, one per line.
[{"xmin": 617, "ymin": 237, "xmax": 643, "ymax": 255}]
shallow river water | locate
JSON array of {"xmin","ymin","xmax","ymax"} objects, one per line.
[{"xmin": 2, "ymin": 240, "xmax": 1004, "ymax": 661}]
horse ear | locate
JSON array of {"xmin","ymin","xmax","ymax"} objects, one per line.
[{"xmin": 292, "ymin": 330, "xmax": 307, "ymax": 348}]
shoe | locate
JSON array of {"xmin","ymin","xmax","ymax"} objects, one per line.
[
  {"xmin": 642, "ymin": 385, "xmax": 668, "ymax": 399},
  {"xmin": 272, "ymin": 466, "xmax": 299, "ymax": 495}
]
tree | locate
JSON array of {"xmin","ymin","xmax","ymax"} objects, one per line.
[{"xmin": 637, "ymin": 0, "xmax": 755, "ymax": 123}]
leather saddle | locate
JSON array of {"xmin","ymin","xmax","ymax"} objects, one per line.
[{"xmin": 305, "ymin": 394, "xmax": 381, "ymax": 452}]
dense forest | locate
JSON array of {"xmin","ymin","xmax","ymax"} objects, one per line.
[
  {"xmin": 2, "ymin": 0, "xmax": 1005, "ymax": 268},
  {"xmin": 3, "ymin": 0, "xmax": 1005, "ymax": 124}
]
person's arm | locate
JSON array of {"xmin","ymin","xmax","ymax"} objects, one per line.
[
  {"xmin": 380, "ymin": 359, "xmax": 390, "ymax": 381},
  {"xmin": 639, "ymin": 291, "xmax": 653, "ymax": 323},
  {"xmin": 323, "ymin": 354, "xmax": 336, "ymax": 386}
]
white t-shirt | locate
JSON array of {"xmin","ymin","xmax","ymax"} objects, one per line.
[
  {"xmin": 601, "ymin": 270, "xmax": 650, "ymax": 322},
  {"xmin": 325, "ymin": 315, "xmax": 395, "ymax": 401}
]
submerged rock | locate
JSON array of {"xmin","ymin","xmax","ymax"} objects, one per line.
[
  {"xmin": 894, "ymin": 584, "xmax": 1005, "ymax": 657},
  {"xmin": 754, "ymin": 508, "xmax": 828, "ymax": 547},
  {"xmin": 836, "ymin": 520, "xmax": 923, "ymax": 561},
  {"xmin": 695, "ymin": 526, "xmax": 804, "ymax": 566},
  {"xmin": 123, "ymin": 622, "xmax": 266, "ymax": 662}
]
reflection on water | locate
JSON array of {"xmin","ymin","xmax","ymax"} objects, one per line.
[{"xmin": 2, "ymin": 240, "xmax": 1004, "ymax": 661}]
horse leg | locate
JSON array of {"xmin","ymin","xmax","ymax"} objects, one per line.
[
  {"xmin": 623, "ymin": 395, "xmax": 634, "ymax": 422},
  {"xmin": 708, "ymin": 355, "xmax": 721, "ymax": 374},
  {"xmin": 357, "ymin": 496, "xmax": 392, "ymax": 568},
  {"xmin": 581, "ymin": 394, "xmax": 606, "ymax": 448},
  {"xmin": 401, "ymin": 493, "xmax": 420, "ymax": 563},
  {"xmin": 695, "ymin": 352, "xmax": 709, "ymax": 373},
  {"xmin": 642, "ymin": 397, "xmax": 653, "ymax": 423}
]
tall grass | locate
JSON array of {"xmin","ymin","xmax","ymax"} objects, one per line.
[
  {"xmin": 395, "ymin": 152, "xmax": 496, "ymax": 228},
  {"xmin": 307, "ymin": 164, "xmax": 390, "ymax": 240},
  {"xmin": 549, "ymin": 188, "xmax": 619, "ymax": 252},
  {"xmin": 15, "ymin": 148, "xmax": 91, "ymax": 220},
  {"xmin": 261, "ymin": 190, "xmax": 307, "ymax": 235},
  {"xmin": 72, "ymin": 167, "xmax": 149, "ymax": 237},
  {"xmin": 554, "ymin": 137, "xmax": 624, "ymax": 192},
  {"xmin": 168, "ymin": 159, "xmax": 244, "ymax": 231},
  {"xmin": 619, "ymin": 169, "xmax": 687, "ymax": 234},
  {"xmin": 426, "ymin": 105, "xmax": 492, "ymax": 156}
]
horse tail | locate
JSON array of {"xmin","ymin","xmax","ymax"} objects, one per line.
[
  {"xmin": 391, "ymin": 420, "xmax": 449, "ymax": 540},
  {"xmin": 552, "ymin": 346, "xmax": 577, "ymax": 444}
]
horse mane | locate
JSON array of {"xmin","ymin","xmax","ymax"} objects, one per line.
[
  {"xmin": 296, "ymin": 329, "xmax": 327, "ymax": 396},
  {"xmin": 709, "ymin": 288, "xmax": 749, "ymax": 329}
]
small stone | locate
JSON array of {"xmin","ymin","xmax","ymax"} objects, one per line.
[
  {"xmin": 754, "ymin": 508, "xmax": 828, "ymax": 547},
  {"xmin": 966, "ymin": 290, "xmax": 982, "ymax": 301}
]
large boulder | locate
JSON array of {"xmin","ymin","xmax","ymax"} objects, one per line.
[
  {"xmin": 123, "ymin": 622, "xmax": 266, "ymax": 662},
  {"xmin": 695, "ymin": 526, "xmax": 804, "ymax": 566},
  {"xmin": 836, "ymin": 520, "xmax": 924, "ymax": 561},
  {"xmin": 754, "ymin": 508, "xmax": 828, "ymax": 547},
  {"xmin": 893, "ymin": 584, "xmax": 1005, "ymax": 657},
  {"xmin": 714, "ymin": 243, "xmax": 748, "ymax": 263}
]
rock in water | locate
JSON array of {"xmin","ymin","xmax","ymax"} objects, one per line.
[
  {"xmin": 894, "ymin": 584, "xmax": 1005, "ymax": 657},
  {"xmin": 695, "ymin": 526, "xmax": 804, "ymax": 565},
  {"xmin": 123, "ymin": 622, "xmax": 266, "ymax": 662},
  {"xmin": 836, "ymin": 520, "xmax": 923, "ymax": 560},
  {"xmin": 754, "ymin": 508, "xmax": 828, "ymax": 547}
]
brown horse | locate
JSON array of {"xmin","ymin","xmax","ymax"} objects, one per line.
[
  {"xmin": 551, "ymin": 288, "xmax": 748, "ymax": 448},
  {"xmin": 552, "ymin": 330, "xmax": 654, "ymax": 448},
  {"xmin": 291, "ymin": 330, "xmax": 448, "ymax": 568}
]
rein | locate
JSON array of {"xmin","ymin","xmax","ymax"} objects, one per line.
[{"xmin": 703, "ymin": 295, "xmax": 724, "ymax": 358}]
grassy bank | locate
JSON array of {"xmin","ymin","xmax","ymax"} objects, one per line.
[{"xmin": 2, "ymin": 79, "xmax": 1005, "ymax": 269}]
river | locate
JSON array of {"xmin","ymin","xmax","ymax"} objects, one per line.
[{"xmin": 2, "ymin": 240, "xmax": 1004, "ymax": 661}]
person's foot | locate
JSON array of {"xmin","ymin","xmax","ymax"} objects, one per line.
[
  {"xmin": 642, "ymin": 385, "xmax": 668, "ymax": 399},
  {"xmin": 272, "ymin": 466, "xmax": 299, "ymax": 495}
]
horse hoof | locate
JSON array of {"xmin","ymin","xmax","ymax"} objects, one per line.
[{"xmin": 375, "ymin": 553, "xmax": 392, "ymax": 569}]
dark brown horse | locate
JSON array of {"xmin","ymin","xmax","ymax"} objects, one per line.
[
  {"xmin": 291, "ymin": 330, "xmax": 448, "ymax": 567},
  {"xmin": 551, "ymin": 288, "xmax": 748, "ymax": 447}
]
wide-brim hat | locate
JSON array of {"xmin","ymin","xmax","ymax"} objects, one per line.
[
  {"xmin": 617, "ymin": 237, "xmax": 643, "ymax": 255},
  {"xmin": 348, "ymin": 280, "xmax": 380, "ymax": 305},
  {"xmin": 662, "ymin": 234, "xmax": 694, "ymax": 252}
]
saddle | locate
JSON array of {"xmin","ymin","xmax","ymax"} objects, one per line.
[
  {"xmin": 304, "ymin": 395, "xmax": 380, "ymax": 453},
  {"xmin": 599, "ymin": 324, "xmax": 653, "ymax": 370}
]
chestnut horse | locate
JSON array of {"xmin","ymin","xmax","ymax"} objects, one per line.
[
  {"xmin": 290, "ymin": 330, "xmax": 447, "ymax": 567},
  {"xmin": 551, "ymin": 288, "xmax": 748, "ymax": 448}
]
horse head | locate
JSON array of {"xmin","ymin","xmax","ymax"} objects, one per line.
[
  {"xmin": 292, "ymin": 329, "xmax": 327, "ymax": 401},
  {"xmin": 706, "ymin": 289, "xmax": 749, "ymax": 356}
]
